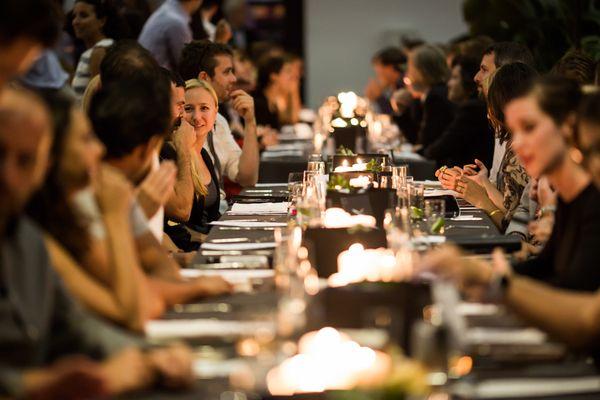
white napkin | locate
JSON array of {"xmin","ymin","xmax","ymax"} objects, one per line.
[
  {"xmin": 229, "ymin": 202, "xmax": 289, "ymax": 215},
  {"xmin": 261, "ymin": 150, "xmax": 305, "ymax": 158},
  {"xmin": 424, "ymin": 189, "xmax": 457, "ymax": 197},
  {"xmin": 465, "ymin": 327, "xmax": 547, "ymax": 345},
  {"xmin": 412, "ymin": 236, "xmax": 446, "ymax": 245},
  {"xmin": 193, "ymin": 358, "xmax": 247, "ymax": 379},
  {"xmin": 181, "ymin": 269, "xmax": 274, "ymax": 283},
  {"xmin": 146, "ymin": 319, "xmax": 276, "ymax": 339},
  {"xmin": 255, "ymin": 183, "xmax": 287, "ymax": 187},
  {"xmin": 201, "ymin": 242, "xmax": 277, "ymax": 251},
  {"xmin": 451, "ymin": 215, "xmax": 483, "ymax": 221},
  {"xmin": 210, "ymin": 220, "xmax": 287, "ymax": 228}
]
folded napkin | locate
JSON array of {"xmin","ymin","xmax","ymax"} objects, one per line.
[
  {"xmin": 451, "ymin": 215, "xmax": 483, "ymax": 221},
  {"xmin": 229, "ymin": 202, "xmax": 290, "ymax": 215},
  {"xmin": 180, "ymin": 269, "xmax": 274, "ymax": 282},
  {"xmin": 146, "ymin": 319, "xmax": 276, "ymax": 339},
  {"xmin": 424, "ymin": 189, "xmax": 457, "ymax": 197},
  {"xmin": 201, "ymin": 242, "xmax": 277, "ymax": 251},
  {"xmin": 210, "ymin": 220, "xmax": 287, "ymax": 228},
  {"xmin": 261, "ymin": 150, "xmax": 305, "ymax": 158}
]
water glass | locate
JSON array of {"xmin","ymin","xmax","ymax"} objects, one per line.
[
  {"xmin": 424, "ymin": 199, "xmax": 446, "ymax": 235},
  {"xmin": 391, "ymin": 165, "xmax": 408, "ymax": 189},
  {"xmin": 408, "ymin": 183, "xmax": 425, "ymax": 221},
  {"xmin": 307, "ymin": 160, "xmax": 326, "ymax": 174}
]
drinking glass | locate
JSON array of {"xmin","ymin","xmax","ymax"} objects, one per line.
[
  {"xmin": 391, "ymin": 165, "xmax": 408, "ymax": 189},
  {"xmin": 307, "ymin": 160, "xmax": 326, "ymax": 174},
  {"xmin": 424, "ymin": 199, "xmax": 446, "ymax": 235},
  {"xmin": 408, "ymin": 182, "xmax": 424, "ymax": 221},
  {"xmin": 288, "ymin": 172, "xmax": 305, "ymax": 203}
]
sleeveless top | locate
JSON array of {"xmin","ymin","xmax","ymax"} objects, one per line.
[{"xmin": 71, "ymin": 38, "xmax": 114, "ymax": 98}]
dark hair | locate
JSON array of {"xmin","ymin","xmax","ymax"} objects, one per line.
[
  {"xmin": 576, "ymin": 92, "xmax": 600, "ymax": 150},
  {"xmin": 551, "ymin": 50, "xmax": 595, "ymax": 86},
  {"xmin": 100, "ymin": 40, "xmax": 159, "ymax": 85},
  {"xmin": 0, "ymin": 0, "xmax": 61, "ymax": 47},
  {"xmin": 451, "ymin": 55, "xmax": 479, "ymax": 98},
  {"xmin": 530, "ymin": 76, "xmax": 582, "ymax": 126},
  {"xmin": 179, "ymin": 40, "xmax": 234, "ymax": 81},
  {"xmin": 484, "ymin": 42, "xmax": 535, "ymax": 69},
  {"xmin": 159, "ymin": 67, "xmax": 185, "ymax": 87},
  {"xmin": 27, "ymin": 92, "xmax": 90, "ymax": 261},
  {"xmin": 372, "ymin": 47, "xmax": 406, "ymax": 72},
  {"xmin": 256, "ymin": 54, "xmax": 286, "ymax": 93},
  {"xmin": 457, "ymin": 35, "xmax": 494, "ymax": 61},
  {"xmin": 89, "ymin": 76, "xmax": 171, "ymax": 159},
  {"xmin": 487, "ymin": 62, "xmax": 538, "ymax": 143},
  {"xmin": 411, "ymin": 44, "xmax": 450, "ymax": 86},
  {"xmin": 72, "ymin": 0, "xmax": 129, "ymax": 39}
]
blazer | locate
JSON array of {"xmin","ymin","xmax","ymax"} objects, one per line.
[{"xmin": 424, "ymin": 97, "xmax": 494, "ymax": 169}]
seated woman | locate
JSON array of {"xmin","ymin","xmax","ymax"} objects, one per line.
[
  {"xmin": 27, "ymin": 92, "xmax": 164, "ymax": 332},
  {"xmin": 442, "ymin": 63, "xmax": 535, "ymax": 230},
  {"xmin": 422, "ymin": 89, "xmax": 600, "ymax": 353},
  {"xmin": 424, "ymin": 55, "xmax": 494, "ymax": 168},
  {"xmin": 252, "ymin": 54, "xmax": 297, "ymax": 131},
  {"xmin": 392, "ymin": 44, "xmax": 455, "ymax": 151},
  {"xmin": 162, "ymin": 79, "xmax": 222, "ymax": 250}
]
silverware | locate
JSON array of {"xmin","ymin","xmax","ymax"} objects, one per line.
[
  {"xmin": 209, "ymin": 238, "xmax": 249, "ymax": 243},
  {"xmin": 446, "ymin": 225, "xmax": 491, "ymax": 230},
  {"xmin": 172, "ymin": 303, "xmax": 232, "ymax": 313},
  {"xmin": 216, "ymin": 227, "xmax": 277, "ymax": 231}
]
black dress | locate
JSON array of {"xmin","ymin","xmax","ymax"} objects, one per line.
[
  {"xmin": 253, "ymin": 91, "xmax": 281, "ymax": 131},
  {"xmin": 160, "ymin": 143, "xmax": 222, "ymax": 251},
  {"xmin": 393, "ymin": 83, "xmax": 455, "ymax": 150},
  {"xmin": 513, "ymin": 184, "xmax": 600, "ymax": 292},
  {"xmin": 423, "ymin": 97, "xmax": 494, "ymax": 169}
]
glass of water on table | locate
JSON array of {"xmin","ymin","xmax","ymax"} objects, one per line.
[
  {"xmin": 288, "ymin": 172, "xmax": 304, "ymax": 203},
  {"xmin": 424, "ymin": 199, "xmax": 445, "ymax": 235}
]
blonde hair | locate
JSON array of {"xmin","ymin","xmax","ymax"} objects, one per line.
[
  {"xmin": 184, "ymin": 79, "xmax": 218, "ymax": 198},
  {"xmin": 184, "ymin": 79, "xmax": 219, "ymax": 107}
]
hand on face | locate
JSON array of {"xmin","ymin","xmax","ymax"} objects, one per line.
[
  {"xmin": 215, "ymin": 19, "xmax": 233, "ymax": 44},
  {"xmin": 230, "ymin": 90, "xmax": 255, "ymax": 122},
  {"xmin": 390, "ymin": 88, "xmax": 413, "ymax": 114},
  {"xmin": 136, "ymin": 161, "xmax": 177, "ymax": 219},
  {"xmin": 536, "ymin": 176, "xmax": 556, "ymax": 208},
  {"xmin": 364, "ymin": 77, "xmax": 383, "ymax": 101},
  {"xmin": 95, "ymin": 164, "xmax": 134, "ymax": 216},
  {"xmin": 173, "ymin": 118, "xmax": 197, "ymax": 152}
]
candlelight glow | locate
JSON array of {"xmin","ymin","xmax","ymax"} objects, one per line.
[
  {"xmin": 338, "ymin": 91, "xmax": 359, "ymax": 118},
  {"xmin": 266, "ymin": 327, "xmax": 391, "ymax": 395},
  {"xmin": 332, "ymin": 159, "xmax": 370, "ymax": 173},
  {"xmin": 329, "ymin": 243, "xmax": 414, "ymax": 287},
  {"xmin": 322, "ymin": 208, "xmax": 376, "ymax": 228},
  {"xmin": 331, "ymin": 117, "xmax": 348, "ymax": 128},
  {"xmin": 349, "ymin": 175, "xmax": 372, "ymax": 188}
]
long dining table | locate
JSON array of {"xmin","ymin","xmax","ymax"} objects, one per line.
[{"xmin": 130, "ymin": 182, "xmax": 600, "ymax": 400}]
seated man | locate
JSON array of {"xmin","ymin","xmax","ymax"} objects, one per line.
[
  {"xmin": 178, "ymin": 40, "xmax": 259, "ymax": 209},
  {"xmin": 0, "ymin": 85, "xmax": 192, "ymax": 399},
  {"xmin": 90, "ymin": 75, "xmax": 233, "ymax": 304}
]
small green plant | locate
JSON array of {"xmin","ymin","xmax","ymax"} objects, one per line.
[
  {"xmin": 328, "ymin": 175, "xmax": 351, "ymax": 190},
  {"xmin": 337, "ymin": 145, "xmax": 356, "ymax": 156}
]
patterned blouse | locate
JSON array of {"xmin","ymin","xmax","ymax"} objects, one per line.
[{"xmin": 497, "ymin": 143, "xmax": 530, "ymax": 231}]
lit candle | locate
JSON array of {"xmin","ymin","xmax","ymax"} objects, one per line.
[
  {"xmin": 349, "ymin": 175, "xmax": 371, "ymax": 188},
  {"xmin": 322, "ymin": 208, "xmax": 376, "ymax": 228},
  {"xmin": 266, "ymin": 327, "xmax": 391, "ymax": 395}
]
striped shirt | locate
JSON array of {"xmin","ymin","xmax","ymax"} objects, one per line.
[{"xmin": 71, "ymin": 38, "xmax": 114, "ymax": 98}]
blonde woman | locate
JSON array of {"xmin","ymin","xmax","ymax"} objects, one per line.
[{"xmin": 162, "ymin": 79, "xmax": 222, "ymax": 250}]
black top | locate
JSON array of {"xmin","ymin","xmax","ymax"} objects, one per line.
[
  {"xmin": 160, "ymin": 143, "xmax": 222, "ymax": 251},
  {"xmin": 393, "ymin": 83, "xmax": 455, "ymax": 150},
  {"xmin": 423, "ymin": 97, "xmax": 494, "ymax": 169},
  {"xmin": 514, "ymin": 184, "xmax": 600, "ymax": 291},
  {"xmin": 253, "ymin": 91, "xmax": 281, "ymax": 131}
]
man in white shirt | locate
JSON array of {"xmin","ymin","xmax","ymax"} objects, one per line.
[{"xmin": 178, "ymin": 40, "xmax": 260, "ymax": 205}]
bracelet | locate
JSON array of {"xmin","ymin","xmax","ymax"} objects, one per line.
[
  {"xmin": 489, "ymin": 209, "xmax": 502, "ymax": 218},
  {"xmin": 539, "ymin": 205, "xmax": 556, "ymax": 218}
]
